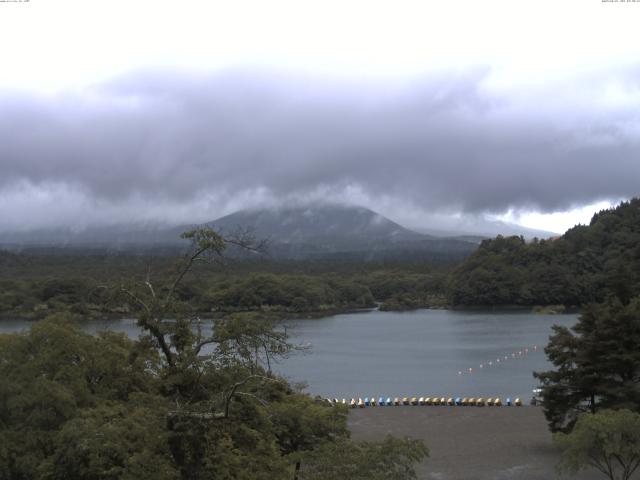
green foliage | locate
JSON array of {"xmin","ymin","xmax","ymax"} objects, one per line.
[
  {"xmin": 534, "ymin": 297, "xmax": 640, "ymax": 432},
  {"xmin": 0, "ymin": 314, "xmax": 346, "ymax": 480},
  {"xmin": 0, "ymin": 228, "xmax": 428, "ymax": 479},
  {"xmin": 297, "ymin": 435, "xmax": 429, "ymax": 480},
  {"xmin": 205, "ymin": 273, "xmax": 375, "ymax": 312},
  {"xmin": 448, "ymin": 198, "xmax": 640, "ymax": 306},
  {"xmin": 554, "ymin": 409, "xmax": 640, "ymax": 480},
  {"xmin": 0, "ymin": 254, "xmax": 452, "ymax": 318},
  {"xmin": 0, "ymin": 315, "xmax": 165, "ymax": 479}
]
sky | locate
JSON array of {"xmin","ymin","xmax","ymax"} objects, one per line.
[{"xmin": 1, "ymin": 0, "xmax": 639, "ymax": 235}]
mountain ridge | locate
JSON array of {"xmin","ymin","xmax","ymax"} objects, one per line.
[{"xmin": 0, "ymin": 204, "xmax": 478, "ymax": 262}]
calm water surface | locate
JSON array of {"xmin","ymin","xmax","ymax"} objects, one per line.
[
  {"xmin": 277, "ymin": 309, "xmax": 577, "ymax": 400},
  {"xmin": 1, "ymin": 309, "xmax": 577, "ymax": 401}
]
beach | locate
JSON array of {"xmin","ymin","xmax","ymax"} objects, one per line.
[{"xmin": 348, "ymin": 406, "xmax": 604, "ymax": 480}]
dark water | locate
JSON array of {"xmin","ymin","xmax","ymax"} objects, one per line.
[{"xmin": 0, "ymin": 309, "xmax": 577, "ymax": 401}]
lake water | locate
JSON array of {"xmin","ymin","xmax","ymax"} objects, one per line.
[{"xmin": 0, "ymin": 309, "xmax": 577, "ymax": 401}]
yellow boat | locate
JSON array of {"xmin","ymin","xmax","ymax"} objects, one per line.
[{"xmin": 494, "ymin": 398, "xmax": 502, "ymax": 406}]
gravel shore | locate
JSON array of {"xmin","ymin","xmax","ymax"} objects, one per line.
[{"xmin": 348, "ymin": 406, "xmax": 604, "ymax": 480}]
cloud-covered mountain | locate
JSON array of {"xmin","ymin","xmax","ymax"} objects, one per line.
[
  {"xmin": 209, "ymin": 204, "xmax": 424, "ymax": 247},
  {"xmin": 0, "ymin": 69, "xmax": 636, "ymax": 233},
  {"xmin": 0, "ymin": 204, "xmax": 482, "ymax": 262}
]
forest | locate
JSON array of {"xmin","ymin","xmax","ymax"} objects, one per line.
[
  {"xmin": 447, "ymin": 198, "xmax": 640, "ymax": 307},
  {"xmin": 0, "ymin": 253, "xmax": 449, "ymax": 319}
]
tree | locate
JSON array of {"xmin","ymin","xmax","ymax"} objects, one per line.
[
  {"xmin": 270, "ymin": 394, "xmax": 349, "ymax": 479},
  {"xmin": 0, "ymin": 314, "xmax": 164, "ymax": 480},
  {"xmin": 534, "ymin": 296, "xmax": 640, "ymax": 432},
  {"xmin": 296, "ymin": 435, "xmax": 428, "ymax": 480},
  {"xmin": 554, "ymin": 409, "xmax": 640, "ymax": 480}
]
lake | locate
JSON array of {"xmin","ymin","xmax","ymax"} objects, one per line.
[{"xmin": 0, "ymin": 309, "xmax": 577, "ymax": 401}]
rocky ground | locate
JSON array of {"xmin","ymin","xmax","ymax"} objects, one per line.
[{"xmin": 348, "ymin": 406, "xmax": 605, "ymax": 480}]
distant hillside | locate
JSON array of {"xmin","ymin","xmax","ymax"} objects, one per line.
[
  {"xmin": 0, "ymin": 204, "xmax": 478, "ymax": 263},
  {"xmin": 416, "ymin": 221, "xmax": 557, "ymax": 240},
  {"xmin": 202, "ymin": 205, "xmax": 477, "ymax": 262},
  {"xmin": 447, "ymin": 198, "xmax": 640, "ymax": 306},
  {"xmin": 209, "ymin": 205, "xmax": 425, "ymax": 246}
]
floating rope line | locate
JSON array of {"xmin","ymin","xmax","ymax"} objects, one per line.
[{"xmin": 456, "ymin": 344, "xmax": 540, "ymax": 377}]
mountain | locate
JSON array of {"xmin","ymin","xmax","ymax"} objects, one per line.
[
  {"xmin": 208, "ymin": 204, "xmax": 424, "ymax": 248},
  {"xmin": 200, "ymin": 204, "xmax": 477, "ymax": 262},
  {"xmin": 0, "ymin": 204, "xmax": 478, "ymax": 262}
]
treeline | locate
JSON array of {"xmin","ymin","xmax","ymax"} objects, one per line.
[
  {"xmin": 8, "ymin": 198, "xmax": 638, "ymax": 316},
  {"xmin": 448, "ymin": 198, "xmax": 640, "ymax": 307},
  {"xmin": 0, "ymin": 255, "xmax": 449, "ymax": 318}
]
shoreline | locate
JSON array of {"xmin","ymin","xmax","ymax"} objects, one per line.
[{"xmin": 0, "ymin": 303, "xmax": 580, "ymax": 323}]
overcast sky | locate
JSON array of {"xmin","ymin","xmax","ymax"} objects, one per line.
[{"xmin": 1, "ymin": 0, "xmax": 639, "ymax": 234}]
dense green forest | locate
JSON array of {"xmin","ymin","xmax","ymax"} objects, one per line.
[
  {"xmin": 0, "ymin": 252, "xmax": 449, "ymax": 319},
  {"xmin": 448, "ymin": 198, "xmax": 640, "ymax": 307}
]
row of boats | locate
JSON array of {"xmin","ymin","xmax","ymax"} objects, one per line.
[{"xmin": 327, "ymin": 396, "xmax": 524, "ymax": 408}]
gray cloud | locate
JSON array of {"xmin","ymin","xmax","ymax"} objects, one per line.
[{"xmin": 0, "ymin": 67, "xmax": 639, "ymax": 230}]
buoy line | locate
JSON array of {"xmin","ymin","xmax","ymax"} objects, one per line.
[{"xmin": 456, "ymin": 345, "xmax": 539, "ymax": 377}]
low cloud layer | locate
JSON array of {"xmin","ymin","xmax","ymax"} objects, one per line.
[{"xmin": 1, "ymin": 67, "xmax": 638, "ymax": 231}]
